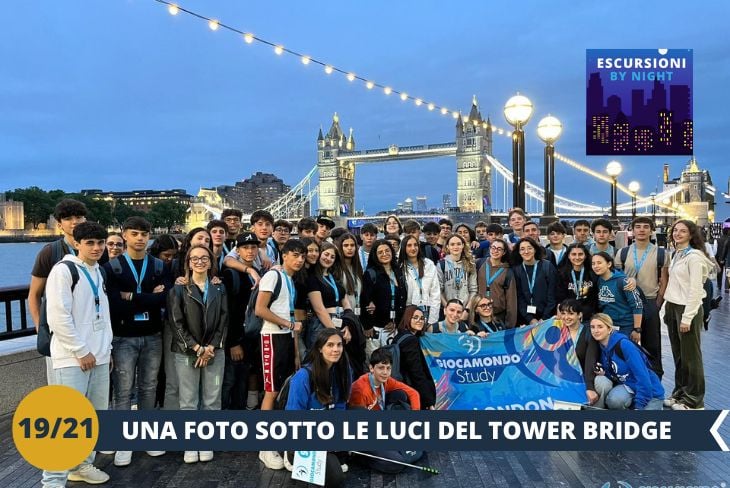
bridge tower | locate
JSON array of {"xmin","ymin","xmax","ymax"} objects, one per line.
[
  {"xmin": 455, "ymin": 96, "xmax": 493, "ymax": 213},
  {"xmin": 317, "ymin": 113, "xmax": 355, "ymax": 217}
]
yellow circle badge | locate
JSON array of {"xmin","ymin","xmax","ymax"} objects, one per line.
[{"xmin": 12, "ymin": 385, "xmax": 99, "ymax": 471}]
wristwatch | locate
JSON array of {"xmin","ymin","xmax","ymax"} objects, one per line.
[{"xmin": 633, "ymin": 328, "xmax": 642, "ymax": 333}]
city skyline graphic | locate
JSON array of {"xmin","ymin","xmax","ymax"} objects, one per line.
[{"xmin": 586, "ymin": 49, "xmax": 693, "ymax": 156}]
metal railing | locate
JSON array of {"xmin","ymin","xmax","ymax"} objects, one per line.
[{"xmin": 0, "ymin": 285, "xmax": 34, "ymax": 341}]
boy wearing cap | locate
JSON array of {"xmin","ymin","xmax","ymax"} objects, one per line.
[
  {"xmin": 315, "ymin": 215, "xmax": 335, "ymax": 244},
  {"xmin": 221, "ymin": 232, "xmax": 263, "ymax": 410},
  {"xmin": 223, "ymin": 209, "xmax": 274, "ymax": 282}
]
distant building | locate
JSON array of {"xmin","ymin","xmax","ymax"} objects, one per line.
[
  {"xmin": 442, "ymin": 193, "xmax": 452, "ymax": 210},
  {"xmin": 81, "ymin": 188, "xmax": 193, "ymax": 212},
  {"xmin": 662, "ymin": 157, "xmax": 715, "ymax": 225},
  {"xmin": 403, "ymin": 198, "xmax": 414, "ymax": 213},
  {"xmin": 0, "ymin": 198, "xmax": 24, "ymax": 230},
  {"xmin": 217, "ymin": 172, "xmax": 290, "ymax": 214},
  {"xmin": 416, "ymin": 196, "xmax": 427, "ymax": 213}
]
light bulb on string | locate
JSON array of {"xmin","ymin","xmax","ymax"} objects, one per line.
[
  {"xmin": 301, "ymin": 56, "xmax": 310, "ymax": 65},
  {"xmin": 274, "ymin": 45, "xmax": 284, "ymax": 55},
  {"xmin": 400, "ymin": 93, "xmax": 408, "ymax": 101},
  {"xmin": 428, "ymin": 103, "xmax": 435, "ymax": 111},
  {"xmin": 384, "ymin": 87, "xmax": 392, "ymax": 95},
  {"xmin": 168, "ymin": 4, "xmax": 179, "ymax": 15},
  {"xmin": 208, "ymin": 19, "xmax": 219, "ymax": 31},
  {"xmin": 324, "ymin": 65, "xmax": 333, "ymax": 74},
  {"xmin": 243, "ymin": 33, "xmax": 254, "ymax": 43},
  {"xmin": 346, "ymin": 73, "xmax": 356, "ymax": 82},
  {"xmin": 366, "ymin": 81, "xmax": 374, "ymax": 89},
  {"xmin": 415, "ymin": 99, "xmax": 423, "ymax": 106}
]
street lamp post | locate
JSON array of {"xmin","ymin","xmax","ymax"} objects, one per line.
[
  {"xmin": 606, "ymin": 161, "xmax": 622, "ymax": 224},
  {"xmin": 628, "ymin": 181, "xmax": 640, "ymax": 220},
  {"xmin": 649, "ymin": 191, "xmax": 657, "ymax": 223},
  {"xmin": 536, "ymin": 115, "xmax": 562, "ymax": 225},
  {"xmin": 504, "ymin": 94, "xmax": 533, "ymax": 211}
]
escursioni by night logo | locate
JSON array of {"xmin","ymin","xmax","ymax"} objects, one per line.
[{"xmin": 586, "ymin": 49, "xmax": 693, "ymax": 156}]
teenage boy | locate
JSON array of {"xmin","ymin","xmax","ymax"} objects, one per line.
[
  {"xmin": 614, "ymin": 217, "xmax": 670, "ymax": 377},
  {"xmin": 359, "ymin": 222, "xmax": 379, "ymax": 268},
  {"xmin": 255, "ymin": 240, "xmax": 306, "ymax": 470},
  {"xmin": 29, "ymin": 199, "xmax": 88, "ymax": 332},
  {"xmin": 437, "ymin": 218, "xmax": 453, "ymax": 250},
  {"xmin": 223, "ymin": 210, "xmax": 274, "ymax": 280},
  {"xmin": 315, "ymin": 215, "xmax": 335, "ymax": 244},
  {"xmin": 429, "ymin": 299, "xmax": 469, "ymax": 333},
  {"xmin": 572, "ymin": 219, "xmax": 593, "ymax": 247},
  {"xmin": 104, "ymin": 216, "xmax": 167, "ymax": 467},
  {"xmin": 296, "ymin": 217, "xmax": 317, "ymax": 238},
  {"xmin": 273, "ymin": 219, "xmax": 292, "ymax": 247},
  {"xmin": 221, "ymin": 232, "xmax": 262, "ymax": 410},
  {"xmin": 403, "ymin": 219, "xmax": 440, "ymax": 263},
  {"xmin": 207, "ymin": 219, "xmax": 228, "ymax": 271},
  {"xmin": 42, "ymin": 221, "xmax": 112, "ymax": 487},
  {"xmin": 545, "ymin": 222, "xmax": 568, "ymax": 267},
  {"xmin": 422, "ymin": 221, "xmax": 442, "ymax": 260},
  {"xmin": 475, "ymin": 221, "xmax": 488, "ymax": 242},
  {"xmin": 504, "ymin": 208, "xmax": 527, "ymax": 248},
  {"xmin": 221, "ymin": 208, "xmax": 243, "ymax": 251},
  {"xmin": 486, "ymin": 223, "xmax": 504, "ymax": 242},
  {"xmin": 590, "ymin": 219, "xmax": 615, "ymax": 256},
  {"xmin": 522, "ymin": 221, "xmax": 541, "ymax": 244},
  {"xmin": 348, "ymin": 348, "xmax": 424, "ymax": 473}
]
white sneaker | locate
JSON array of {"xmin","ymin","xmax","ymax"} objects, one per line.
[
  {"xmin": 199, "ymin": 451, "xmax": 214, "ymax": 462},
  {"xmin": 663, "ymin": 397, "xmax": 679, "ymax": 408},
  {"xmin": 98, "ymin": 451, "xmax": 115, "ymax": 455},
  {"xmin": 283, "ymin": 452, "xmax": 293, "ymax": 472},
  {"xmin": 672, "ymin": 403, "xmax": 705, "ymax": 410},
  {"xmin": 67, "ymin": 464, "xmax": 110, "ymax": 484},
  {"xmin": 183, "ymin": 451, "xmax": 199, "ymax": 464},
  {"xmin": 259, "ymin": 451, "xmax": 284, "ymax": 470},
  {"xmin": 341, "ymin": 463, "xmax": 349, "ymax": 473},
  {"xmin": 114, "ymin": 450, "xmax": 133, "ymax": 467},
  {"xmin": 146, "ymin": 451, "xmax": 166, "ymax": 457}
]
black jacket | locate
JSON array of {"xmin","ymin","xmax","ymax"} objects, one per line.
[
  {"xmin": 394, "ymin": 330, "xmax": 436, "ymax": 409},
  {"xmin": 103, "ymin": 255, "xmax": 170, "ymax": 337},
  {"xmin": 555, "ymin": 266, "xmax": 600, "ymax": 318},
  {"xmin": 221, "ymin": 268, "xmax": 256, "ymax": 349},
  {"xmin": 360, "ymin": 267, "xmax": 407, "ymax": 330},
  {"xmin": 168, "ymin": 282, "xmax": 228, "ymax": 355},
  {"xmin": 512, "ymin": 259, "xmax": 558, "ymax": 324}
]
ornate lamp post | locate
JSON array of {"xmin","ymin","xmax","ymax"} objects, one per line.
[
  {"xmin": 606, "ymin": 160, "xmax": 622, "ymax": 223},
  {"xmin": 536, "ymin": 115, "xmax": 562, "ymax": 225},
  {"xmin": 649, "ymin": 191, "xmax": 657, "ymax": 223},
  {"xmin": 628, "ymin": 181, "xmax": 640, "ymax": 220},
  {"xmin": 504, "ymin": 94, "xmax": 533, "ymax": 210}
]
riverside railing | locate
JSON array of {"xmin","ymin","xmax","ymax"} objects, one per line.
[{"xmin": 0, "ymin": 285, "xmax": 34, "ymax": 341}]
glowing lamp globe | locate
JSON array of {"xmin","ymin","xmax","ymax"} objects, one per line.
[
  {"xmin": 503, "ymin": 94, "xmax": 533, "ymax": 127},
  {"xmin": 606, "ymin": 161, "xmax": 622, "ymax": 178},
  {"xmin": 536, "ymin": 115, "xmax": 563, "ymax": 144},
  {"xmin": 628, "ymin": 181, "xmax": 641, "ymax": 194}
]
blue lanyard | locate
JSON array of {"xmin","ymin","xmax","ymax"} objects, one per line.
[
  {"xmin": 446, "ymin": 259, "xmax": 463, "ymax": 288},
  {"xmin": 123, "ymin": 254, "xmax": 148, "ymax": 294},
  {"xmin": 222, "ymin": 242, "xmax": 230, "ymax": 255},
  {"xmin": 218, "ymin": 250, "xmax": 225, "ymax": 271},
  {"xmin": 522, "ymin": 262, "xmax": 539, "ymax": 303},
  {"xmin": 571, "ymin": 268, "xmax": 585, "ymax": 299},
  {"xmin": 282, "ymin": 271, "xmax": 296, "ymax": 321},
  {"xmin": 64, "ymin": 239, "xmax": 77, "ymax": 256},
  {"xmin": 202, "ymin": 278, "xmax": 209, "ymax": 304},
  {"xmin": 266, "ymin": 239, "xmax": 278, "ymax": 263},
  {"xmin": 551, "ymin": 247, "xmax": 565, "ymax": 265},
  {"xmin": 388, "ymin": 271, "xmax": 396, "ymax": 312},
  {"xmin": 485, "ymin": 263, "xmax": 504, "ymax": 290},
  {"xmin": 77, "ymin": 264, "xmax": 101, "ymax": 318},
  {"xmin": 632, "ymin": 244, "xmax": 652, "ymax": 276},
  {"xmin": 324, "ymin": 273, "xmax": 341, "ymax": 315},
  {"xmin": 368, "ymin": 374, "xmax": 385, "ymax": 411},
  {"xmin": 407, "ymin": 263, "xmax": 423, "ymax": 301},
  {"xmin": 359, "ymin": 248, "xmax": 367, "ymax": 268},
  {"xmin": 480, "ymin": 319, "xmax": 497, "ymax": 334}
]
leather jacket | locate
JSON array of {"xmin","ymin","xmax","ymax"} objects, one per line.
[{"xmin": 168, "ymin": 282, "xmax": 228, "ymax": 355}]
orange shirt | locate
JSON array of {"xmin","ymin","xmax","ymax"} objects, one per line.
[{"xmin": 348, "ymin": 373, "xmax": 421, "ymax": 411}]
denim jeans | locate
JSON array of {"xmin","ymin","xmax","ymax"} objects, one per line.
[
  {"xmin": 42, "ymin": 363, "xmax": 109, "ymax": 487},
  {"xmin": 162, "ymin": 323, "xmax": 179, "ymax": 410},
  {"xmin": 111, "ymin": 333, "xmax": 162, "ymax": 410},
  {"xmin": 174, "ymin": 352, "xmax": 224, "ymax": 410},
  {"xmin": 601, "ymin": 382, "xmax": 663, "ymax": 410}
]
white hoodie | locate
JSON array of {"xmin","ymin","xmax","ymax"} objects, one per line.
[
  {"xmin": 46, "ymin": 255, "xmax": 113, "ymax": 369},
  {"xmin": 664, "ymin": 247, "xmax": 714, "ymax": 324},
  {"xmin": 404, "ymin": 259, "xmax": 441, "ymax": 325}
]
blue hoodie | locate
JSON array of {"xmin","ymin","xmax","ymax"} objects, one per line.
[
  {"xmin": 285, "ymin": 364, "xmax": 351, "ymax": 411},
  {"xmin": 600, "ymin": 333, "xmax": 664, "ymax": 409},
  {"xmin": 597, "ymin": 270, "xmax": 643, "ymax": 334}
]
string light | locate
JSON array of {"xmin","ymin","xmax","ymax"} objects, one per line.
[
  {"xmin": 208, "ymin": 19, "xmax": 219, "ymax": 31},
  {"xmin": 428, "ymin": 103, "xmax": 435, "ymax": 111},
  {"xmin": 440, "ymin": 108, "xmax": 448, "ymax": 115},
  {"xmin": 400, "ymin": 92, "xmax": 408, "ymax": 101},
  {"xmin": 346, "ymin": 72, "xmax": 356, "ymax": 82},
  {"xmin": 366, "ymin": 81, "xmax": 374, "ymax": 89},
  {"xmin": 383, "ymin": 87, "xmax": 392, "ymax": 95},
  {"xmin": 243, "ymin": 33, "xmax": 254, "ymax": 43},
  {"xmin": 274, "ymin": 45, "xmax": 284, "ymax": 55},
  {"xmin": 324, "ymin": 65, "xmax": 333, "ymax": 74},
  {"xmin": 415, "ymin": 99, "xmax": 423, "ymax": 106},
  {"xmin": 167, "ymin": 4, "xmax": 179, "ymax": 15},
  {"xmin": 301, "ymin": 55, "xmax": 310, "ymax": 65}
]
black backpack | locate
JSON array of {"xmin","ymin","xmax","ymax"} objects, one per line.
[
  {"xmin": 275, "ymin": 367, "xmax": 309, "ymax": 410},
  {"xmin": 108, "ymin": 255, "xmax": 164, "ymax": 281},
  {"xmin": 243, "ymin": 271, "xmax": 283, "ymax": 341},
  {"xmin": 379, "ymin": 334, "xmax": 410, "ymax": 382},
  {"xmin": 37, "ymin": 261, "xmax": 108, "ymax": 357}
]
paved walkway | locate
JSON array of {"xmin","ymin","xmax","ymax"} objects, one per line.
[{"xmin": 2, "ymin": 295, "xmax": 729, "ymax": 487}]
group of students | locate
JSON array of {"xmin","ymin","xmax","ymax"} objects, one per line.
[{"xmin": 32, "ymin": 198, "xmax": 716, "ymax": 488}]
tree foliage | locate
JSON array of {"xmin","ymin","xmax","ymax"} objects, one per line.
[
  {"xmin": 147, "ymin": 200, "xmax": 187, "ymax": 232},
  {"xmin": 5, "ymin": 187, "xmax": 54, "ymax": 229}
]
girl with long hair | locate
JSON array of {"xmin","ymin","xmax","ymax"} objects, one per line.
[
  {"xmin": 511, "ymin": 237, "xmax": 557, "ymax": 325},
  {"xmin": 393, "ymin": 306, "xmax": 436, "ymax": 409},
  {"xmin": 555, "ymin": 243, "xmax": 599, "ymax": 317},
  {"xmin": 437, "ymin": 233, "xmax": 477, "ymax": 319},
  {"xmin": 663, "ymin": 219, "xmax": 714, "ymax": 410},
  {"xmin": 398, "ymin": 235, "xmax": 440, "ymax": 327},
  {"xmin": 335, "ymin": 233, "xmax": 363, "ymax": 313},
  {"xmin": 466, "ymin": 294, "xmax": 505, "ymax": 337},
  {"xmin": 475, "ymin": 238, "xmax": 517, "ymax": 327},
  {"xmin": 557, "ymin": 299, "xmax": 601, "ymax": 406},
  {"xmin": 168, "ymin": 244, "xmax": 228, "ymax": 463},
  {"xmin": 591, "ymin": 252, "xmax": 643, "ymax": 338}
]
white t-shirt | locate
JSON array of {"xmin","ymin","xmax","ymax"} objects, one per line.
[{"xmin": 259, "ymin": 269, "xmax": 294, "ymax": 334}]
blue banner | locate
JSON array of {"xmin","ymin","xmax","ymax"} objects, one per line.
[{"xmin": 420, "ymin": 319, "xmax": 587, "ymax": 410}]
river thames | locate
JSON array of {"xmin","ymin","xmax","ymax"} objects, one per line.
[{"xmin": 0, "ymin": 243, "xmax": 45, "ymax": 288}]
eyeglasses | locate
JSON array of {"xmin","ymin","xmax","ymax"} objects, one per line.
[
  {"xmin": 274, "ymin": 227, "xmax": 291, "ymax": 233},
  {"xmin": 107, "ymin": 242, "xmax": 124, "ymax": 248},
  {"xmin": 490, "ymin": 247, "xmax": 505, "ymax": 253},
  {"xmin": 478, "ymin": 303, "xmax": 494, "ymax": 309},
  {"xmin": 411, "ymin": 315, "xmax": 426, "ymax": 322},
  {"xmin": 189, "ymin": 256, "xmax": 211, "ymax": 264},
  {"xmin": 376, "ymin": 249, "xmax": 392, "ymax": 256}
]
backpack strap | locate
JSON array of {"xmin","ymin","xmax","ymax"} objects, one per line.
[
  {"xmin": 619, "ymin": 246, "xmax": 629, "ymax": 270},
  {"xmin": 51, "ymin": 239, "xmax": 66, "ymax": 266},
  {"xmin": 59, "ymin": 261, "xmax": 80, "ymax": 292},
  {"xmin": 502, "ymin": 267, "xmax": 513, "ymax": 290},
  {"xmin": 656, "ymin": 247, "xmax": 666, "ymax": 281},
  {"xmin": 153, "ymin": 256, "xmax": 164, "ymax": 278}
]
